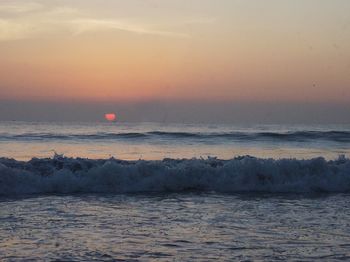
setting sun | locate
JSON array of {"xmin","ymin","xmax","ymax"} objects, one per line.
[{"xmin": 104, "ymin": 113, "xmax": 116, "ymax": 122}]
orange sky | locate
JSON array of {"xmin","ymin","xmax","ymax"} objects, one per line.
[{"xmin": 0, "ymin": 0, "xmax": 350, "ymax": 103}]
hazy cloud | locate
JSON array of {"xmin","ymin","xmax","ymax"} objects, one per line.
[
  {"xmin": 0, "ymin": 2, "xmax": 204, "ymax": 41},
  {"xmin": 0, "ymin": 2, "xmax": 42, "ymax": 14},
  {"xmin": 69, "ymin": 18, "xmax": 189, "ymax": 38},
  {"xmin": 0, "ymin": 19, "xmax": 38, "ymax": 41},
  {"xmin": 0, "ymin": 3, "xmax": 80, "ymax": 41}
]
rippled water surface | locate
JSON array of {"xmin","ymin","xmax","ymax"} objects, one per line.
[
  {"xmin": 1, "ymin": 121, "xmax": 350, "ymax": 160},
  {"xmin": 1, "ymin": 194, "xmax": 350, "ymax": 261}
]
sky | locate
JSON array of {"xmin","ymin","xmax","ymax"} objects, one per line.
[{"xmin": 0, "ymin": 0, "xmax": 349, "ymax": 123}]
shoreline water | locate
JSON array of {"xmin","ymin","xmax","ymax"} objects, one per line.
[{"xmin": 1, "ymin": 192, "xmax": 350, "ymax": 261}]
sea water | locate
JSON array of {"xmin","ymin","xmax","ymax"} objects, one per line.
[{"xmin": 1, "ymin": 121, "xmax": 350, "ymax": 260}]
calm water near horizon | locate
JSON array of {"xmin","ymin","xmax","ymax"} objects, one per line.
[
  {"xmin": 1, "ymin": 121, "xmax": 350, "ymax": 160},
  {"xmin": 1, "ymin": 121, "xmax": 350, "ymax": 261}
]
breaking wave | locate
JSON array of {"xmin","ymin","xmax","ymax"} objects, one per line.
[
  {"xmin": 1, "ymin": 155, "xmax": 350, "ymax": 196},
  {"xmin": 0, "ymin": 130, "xmax": 350, "ymax": 142}
]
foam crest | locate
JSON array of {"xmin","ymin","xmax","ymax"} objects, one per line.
[{"xmin": 1, "ymin": 155, "xmax": 350, "ymax": 195}]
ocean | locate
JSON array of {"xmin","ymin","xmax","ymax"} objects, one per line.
[{"xmin": 1, "ymin": 121, "xmax": 350, "ymax": 261}]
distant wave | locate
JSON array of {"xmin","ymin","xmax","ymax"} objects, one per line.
[
  {"xmin": 1, "ymin": 155, "xmax": 350, "ymax": 195},
  {"xmin": 0, "ymin": 130, "xmax": 350, "ymax": 142}
]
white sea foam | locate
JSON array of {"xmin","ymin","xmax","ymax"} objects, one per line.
[{"xmin": 1, "ymin": 155, "xmax": 350, "ymax": 195}]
